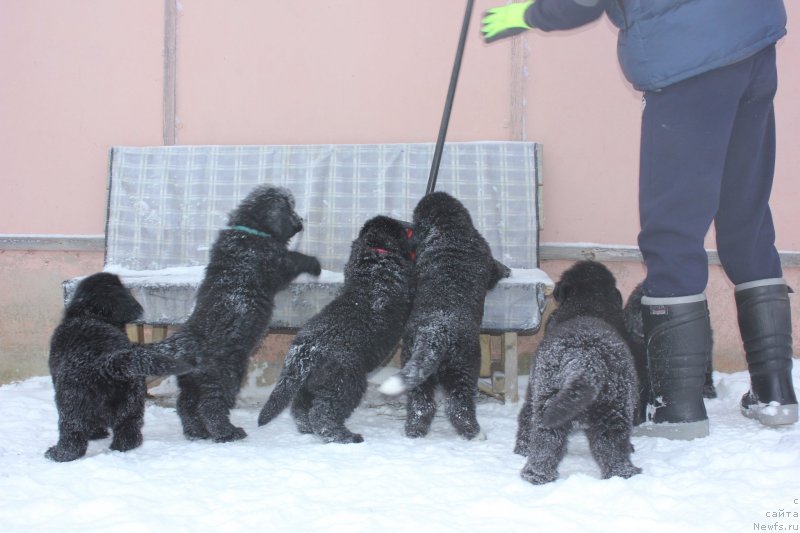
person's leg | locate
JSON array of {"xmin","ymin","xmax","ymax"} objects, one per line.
[
  {"xmin": 638, "ymin": 59, "xmax": 750, "ymax": 298},
  {"xmin": 710, "ymin": 45, "xmax": 796, "ymax": 426},
  {"xmin": 714, "ymin": 45, "xmax": 782, "ymax": 285},
  {"xmin": 636, "ymin": 55, "xmax": 755, "ymax": 438}
]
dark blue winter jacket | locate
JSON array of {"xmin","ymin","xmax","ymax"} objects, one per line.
[{"xmin": 525, "ymin": 0, "xmax": 787, "ymax": 91}]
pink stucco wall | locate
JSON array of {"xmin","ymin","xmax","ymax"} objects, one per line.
[
  {"xmin": 174, "ymin": 1, "xmax": 511, "ymax": 146},
  {"xmin": 1, "ymin": 1, "xmax": 798, "ymax": 381},
  {"xmin": 0, "ymin": 250, "xmax": 103, "ymax": 381},
  {"xmin": 0, "ymin": 1, "xmax": 164, "ymax": 235},
  {"xmin": 2, "ymin": 1, "xmax": 797, "ymax": 247}
]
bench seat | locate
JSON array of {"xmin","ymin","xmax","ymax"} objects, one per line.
[{"xmin": 65, "ymin": 266, "xmax": 551, "ymax": 333}]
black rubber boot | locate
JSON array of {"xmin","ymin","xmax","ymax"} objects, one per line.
[
  {"xmin": 634, "ymin": 294, "xmax": 711, "ymax": 440},
  {"xmin": 736, "ymin": 279, "xmax": 798, "ymax": 426}
]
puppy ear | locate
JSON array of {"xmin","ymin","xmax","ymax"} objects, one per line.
[{"xmin": 553, "ymin": 281, "xmax": 571, "ymax": 304}]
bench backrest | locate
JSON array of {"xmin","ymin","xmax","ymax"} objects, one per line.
[{"xmin": 105, "ymin": 142, "xmax": 542, "ymax": 272}]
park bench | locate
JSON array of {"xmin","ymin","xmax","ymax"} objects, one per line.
[{"xmin": 64, "ymin": 142, "xmax": 552, "ymax": 402}]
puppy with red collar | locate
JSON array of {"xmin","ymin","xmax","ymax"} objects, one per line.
[{"xmin": 258, "ymin": 215, "xmax": 415, "ymax": 443}]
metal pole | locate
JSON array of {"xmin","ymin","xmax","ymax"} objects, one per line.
[{"xmin": 426, "ymin": 0, "xmax": 475, "ymax": 195}]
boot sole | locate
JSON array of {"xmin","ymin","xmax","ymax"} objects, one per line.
[
  {"xmin": 632, "ymin": 419, "xmax": 709, "ymax": 440},
  {"xmin": 741, "ymin": 403, "xmax": 798, "ymax": 426}
]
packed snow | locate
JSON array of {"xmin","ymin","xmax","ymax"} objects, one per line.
[{"xmin": 1, "ymin": 366, "xmax": 798, "ymax": 532}]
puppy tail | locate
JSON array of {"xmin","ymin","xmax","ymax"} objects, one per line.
[
  {"xmin": 379, "ymin": 327, "xmax": 447, "ymax": 395},
  {"xmin": 257, "ymin": 345, "xmax": 311, "ymax": 426},
  {"xmin": 101, "ymin": 345, "xmax": 193, "ymax": 380},
  {"xmin": 541, "ymin": 360, "xmax": 604, "ymax": 429}
]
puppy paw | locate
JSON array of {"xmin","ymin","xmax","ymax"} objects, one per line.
[
  {"xmin": 404, "ymin": 425, "xmax": 431, "ymax": 439},
  {"xmin": 294, "ymin": 422, "xmax": 314, "ymax": 435},
  {"xmin": 315, "ymin": 426, "xmax": 364, "ymax": 444},
  {"xmin": 183, "ymin": 427, "xmax": 211, "ymax": 440},
  {"xmin": 305, "ymin": 257, "xmax": 322, "ymax": 277},
  {"xmin": 213, "ymin": 426, "xmax": 247, "ymax": 443},
  {"xmin": 607, "ymin": 464, "xmax": 642, "ymax": 480},
  {"xmin": 454, "ymin": 423, "xmax": 483, "ymax": 441},
  {"xmin": 332, "ymin": 433, "xmax": 364, "ymax": 444},
  {"xmin": 110, "ymin": 431, "xmax": 143, "ymax": 452},
  {"xmin": 448, "ymin": 409, "xmax": 482, "ymax": 441},
  {"xmin": 520, "ymin": 466, "xmax": 558, "ymax": 485},
  {"xmin": 703, "ymin": 381, "xmax": 718, "ymax": 399},
  {"xmin": 465, "ymin": 430, "xmax": 487, "ymax": 441},
  {"xmin": 378, "ymin": 375, "xmax": 406, "ymax": 396},
  {"xmin": 45, "ymin": 445, "xmax": 85, "ymax": 462}
]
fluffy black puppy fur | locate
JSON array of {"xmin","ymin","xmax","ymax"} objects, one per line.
[
  {"xmin": 621, "ymin": 283, "xmax": 651, "ymax": 426},
  {"xmin": 131, "ymin": 186, "xmax": 321, "ymax": 442},
  {"xmin": 515, "ymin": 261, "xmax": 641, "ymax": 484},
  {"xmin": 258, "ymin": 216, "xmax": 415, "ymax": 443},
  {"xmin": 46, "ymin": 273, "xmax": 191, "ymax": 462},
  {"xmin": 623, "ymin": 282, "xmax": 717, "ymax": 425},
  {"xmin": 379, "ymin": 192, "xmax": 510, "ymax": 440}
]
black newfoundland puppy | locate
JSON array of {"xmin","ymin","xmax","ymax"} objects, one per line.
[
  {"xmin": 515, "ymin": 261, "xmax": 641, "ymax": 484},
  {"xmin": 379, "ymin": 192, "xmax": 510, "ymax": 440},
  {"xmin": 46, "ymin": 272, "xmax": 191, "ymax": 462},
  {"xmin": 133, "ymin": 185, "xmax": 321, "ymax": 442},
  {"xmin": 258, "ymin": 216, "xmax": 415, "ymax": 443}
]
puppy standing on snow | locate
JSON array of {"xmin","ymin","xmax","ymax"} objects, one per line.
[
  {"xmin": 46, "ymin": 273, "xmax": 191, "ymax": 462},
  {"xmin": 130, "ymin": 186, "xmax": 321, "ymax": 442},
  {"xmin": 258, "ymin": 216, "xmax": 415, "ymax": 443},
  {"xmin": 380, "ymin": 192, "xmax": 510, "ymax": 440},
  {"xmin": 515, "ymin": 261, "xmax": 641, "ymax": 484}
]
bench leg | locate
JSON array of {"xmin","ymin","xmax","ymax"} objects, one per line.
[
  {"xmin": 479, "ymin": 334, "xmax": 491, "ymax": 377},
  {"xmin": 126, "ymin": 324, "xmax": 145, "ymax": 344},
  {"xmin": 146, "ymin": 326, "xmax": 170, "ymax": 392},
  {"xmin": 502, "ymin": 332, "xmax": 519, "ymax": 404},
  {"xmin": 485, "ymin": 333, "xmax": 518, "ymax": 404},
  {"xmin": 152, "ymin": 325, "xmax": 168, "ymax": 342}
]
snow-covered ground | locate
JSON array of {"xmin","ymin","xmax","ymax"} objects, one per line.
[{"xmin": 1, "ymin": 366, "xmax": 798, "ymax": 532}]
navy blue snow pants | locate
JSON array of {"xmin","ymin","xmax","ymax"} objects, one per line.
[{"xmin": 638, "ymin": 44, "xmax": 783, "ymax": 298}]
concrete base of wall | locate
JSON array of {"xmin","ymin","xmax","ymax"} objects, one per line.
[
  {"xmin": 0, "ymin": 249, "xmax": 104, "ymax": 383},
  {"xmin": 2, "ymin": 248, "xmax": 798, "ymax": 385}
]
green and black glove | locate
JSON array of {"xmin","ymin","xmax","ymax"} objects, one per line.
[{"xmin": 481, "ymin": 1, "xmax": 535, "ymax": 43}]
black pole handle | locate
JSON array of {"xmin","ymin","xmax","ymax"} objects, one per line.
[{"xmin": 426, "ymin": 0, "xmax": 475, "ymax": 195}]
